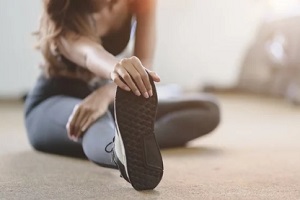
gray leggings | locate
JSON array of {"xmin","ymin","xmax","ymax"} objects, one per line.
[{"xmin": 25, "ymin": 93, "xmax": 220, "ymax": 169}]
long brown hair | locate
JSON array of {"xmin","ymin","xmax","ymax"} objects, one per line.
[{"xmin": 36, "ymin": 0, "xmax": 101, "ymax": 78}]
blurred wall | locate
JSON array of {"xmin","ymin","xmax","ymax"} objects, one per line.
[
  {"xmin": 0, "ymin": 0, "xmax": 265, "ymax": 98},
  {"xmin": 0, "ymin": 0, "xmax": 42, "ymax": 98},
  {"xmin": 155, "ymin": 0, "xmax": 266, "ymax": 89}
]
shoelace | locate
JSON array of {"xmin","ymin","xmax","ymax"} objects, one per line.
[
  {"xmin": 105, "ymin": 137, "xmax": 125, "ymax": 178},
  {"xmin": 105, "ymin": 137, "xmax": 119, "ymax": 169},
  {"xmin": 105, "ymin": 137, "xmax": 115, "ymax": 153}
]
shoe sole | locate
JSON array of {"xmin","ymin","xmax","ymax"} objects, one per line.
[{"xmin": 114, "ymin": 75, "xmax": 164, "ymax": 191}]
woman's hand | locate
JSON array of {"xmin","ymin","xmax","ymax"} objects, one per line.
[
  {"xmin": 66, "ymin": 84, "xmax": 116, "ymax": 141},
  {"xmin": 110, "ymin": 56, "xmax": 160, "ymax": 98}
]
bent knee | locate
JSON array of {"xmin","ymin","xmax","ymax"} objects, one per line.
[
  {"xmin": 82, "ymin": 137, "xmax": 115, "ymax": 168},
  {"xmin": 25, "ymin": 117, "xmax": 45, "ymax": 153},
  {"xmin": 193, "ymin": 100, "xmax": 221, "ymax": 134},
  {"xmin": 81, "ymin": 115, "xmax": 116, "ymax": 167},
  {"xmin": 203, "ymin": 99, "xmax": 221, "ymax": 132},
  {"xmin": 208, "ymin": 99, "xmax": 221, "ymax": 121},
  {"xmin": 26, "ymin": 131, "xmax": 50, "ymax": 154},
  {"xmin": 206, "ymin": 105, "xmax": 221, "ymax": 133},
  {"xmin": 188, "ymin": 93, "xmax": 221, "ymax": 118}
]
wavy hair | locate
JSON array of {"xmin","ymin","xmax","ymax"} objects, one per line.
[{"xmin": 36, "ymin": 0, "xmax": 101, "ymax": 78}]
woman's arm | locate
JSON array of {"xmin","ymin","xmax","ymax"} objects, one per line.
[
  {"xmin": 134, "ymin": 0, "xmax": 157, "ymax": 69},
  {"xmin": 57, "ymin": 31, "xmax": 160, "ymax": 96},
  {"xmin": 60, "ymin": 33, "xmax": 159, "ymax": 139},
  {"xmin": 57, "ymin": 33, "xmax": 118, "ymax": 80}
]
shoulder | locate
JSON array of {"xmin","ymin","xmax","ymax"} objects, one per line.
[{"xmin": 131, "ymin": 0, "xmax": 156, "ymax": 14}]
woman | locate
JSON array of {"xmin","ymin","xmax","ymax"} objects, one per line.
[{"xmin": 25, "ymin": 0, "xmax": 220, "ymax": 190}]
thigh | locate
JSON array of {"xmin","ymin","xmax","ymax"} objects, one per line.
[{"xmin": 25, "ymin": 95, "xmax": 85, "ymax": 157}]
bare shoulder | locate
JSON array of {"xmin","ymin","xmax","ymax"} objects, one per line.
[{"xmin": 131, "ymin": 0, "xmax": 156, "ymax": 14}]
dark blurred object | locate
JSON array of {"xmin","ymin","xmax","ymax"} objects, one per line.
[
  {"xmin": 205, "ymin": 16, "xmax": 300, "ymax": 105},
  {"xmin": 22, "ymin": 93, "xmax": 28, "ymax": 102}
]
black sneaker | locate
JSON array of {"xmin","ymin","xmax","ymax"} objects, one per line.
[{"xmin": 113, "ymin": 74, "xmax": 164, "ymax": 191}]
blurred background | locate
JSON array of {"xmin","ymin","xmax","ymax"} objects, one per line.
[
  {"xmin": 1, "ymin": 0, "xmax": 300, "ymax": 101},
  {"xmin": 1, "ymin": 1, "xmax": 300, "ymax": 199}
]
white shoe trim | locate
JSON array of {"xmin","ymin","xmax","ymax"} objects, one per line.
[{"xmin": 114, "ymin": 106, "xmax": 129, "ymax": 180}]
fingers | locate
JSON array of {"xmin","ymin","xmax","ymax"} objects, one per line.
[
  {"xmin": 66, "ymin": 105, "xmax": 93, "ymax": 141},
  {"xmin": 131, "ymin": 57, "xmax": 152, "ymax": 97},
  {"xmin": 66, "ymin": 90, "xmax": 111, "ymax": 142},
  {"xmin": 111, "ymin": 56, "xmax": 161, "ymax": 98},
  {"xmin": 123, "ymin": 61, "xmax": 149, "ymax": 98},
  {"xmin": 74, "ymin": 112, "xmax": 90, "ymax": 139},
  {"xmin": 72, "ymin": 107, "xmax": 87, "ymax": 138},
  {"xmin": 147, "ymin": 70, "xmax": 161, "ymax": 82},
  {"xmin": 66, "ymin": 104, "xmax": 80, "ymax": 141},
  {"xmin": 80, "ymin": 106, "xmax": 106, "ymax": 134},
  {"xmin": 117, "ymin": 63, "xmax": 141, "ymax": 96},
  {"xmin": 111, "ymin": 72, "xmax": 131, "ymax": 92},
  {"xmin": 81, "ymin": 116, "xmax": 95, "ymax": 134}
]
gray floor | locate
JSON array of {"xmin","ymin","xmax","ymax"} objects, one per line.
[{"xmin": 1, "ymin": 94, "xmax": 300, "ymax": 200}]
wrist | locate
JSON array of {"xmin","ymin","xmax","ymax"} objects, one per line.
[{"xmin": 96, "ymin": 82, "xmax": 116, "ymax": 103}]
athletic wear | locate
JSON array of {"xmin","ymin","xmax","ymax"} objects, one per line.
[
  {"xmin": 24, "ymin": 75, "xmax": 220, "ymax": 169},
  {"xmin": 24, "ymin": 3, "xmax": 220, "ymax": 171}
]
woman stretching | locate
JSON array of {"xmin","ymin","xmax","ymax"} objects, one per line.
[{"xmin": 24, "ymin": 0, "xmax": 220, "ymax": 190}]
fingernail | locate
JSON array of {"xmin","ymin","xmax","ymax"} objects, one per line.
[
  {"xmin": 149, "ymin": 90, "xmax": 153, "ymax": 97},
  {"xmin": 144, "ymin": 92, "xmax": 149, "ymax": 98},
  {"xmin": 135, "ymin": 91, "xmax": 141, "ymax": 96},
  {"xmin": 125, "ymin": 86, "xmax": 131, "ymax": 91}
]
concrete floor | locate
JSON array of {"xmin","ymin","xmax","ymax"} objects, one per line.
[{"xmin": 0, "ymin": 94, "xmax": 300, "ymax": 200}]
